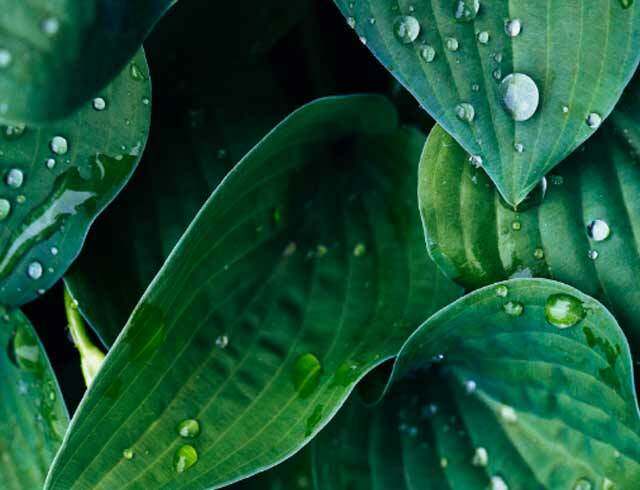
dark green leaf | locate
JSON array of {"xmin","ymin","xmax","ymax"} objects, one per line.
[
  {"xmin": 314, "ymin": 279, "xmax": 640, "ymax": 490},
  {"xmin": 45, "ymin": 95, "xmax": 461, "ymax": 490},
  {"xmin": 333, "ymin": 0, "xmax": 640, "ymax": 206},
  {"xmin": 0, "ymin": 49, "xmax": 150, "ymax": 307},
  {"xmin": 418, "ymin": 77, "xmax": 640, "ymax": 351},
  {"xmin": 0, "ymin": 306, "xmax": 68, "ymax": 489},
  {"xmin": 0, "ymin": 1, "xmax": 172, "ymax": 123}
]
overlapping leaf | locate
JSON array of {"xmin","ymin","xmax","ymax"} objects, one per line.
[
  {"xmin": 44, "ymin": 95, "xmax": 461, "ymax": 490},
  {"xmin": 0, "ymin": 0, "xmax": 172, "ymax": 123},
  {"xmin": 314, "ymin": 279, "xmax": 640, "ymax": 490},
  {"xmin": 333, "ymin": 0, "xmax": 640, "ymax": 206},
  {"xmin": 0, "ymin": 307, "xmax": 68, "ymax": 489},
  {"xmin": 0, "ymin": 50, "xmax": 150, "ymax": 307},
  {"xmin": 418, "ymin": 76, "xmax": 640, "ymax": 351}
]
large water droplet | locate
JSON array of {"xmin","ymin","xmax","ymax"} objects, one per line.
[
  {"xmin": 587, "ymin": 219, "xmax": 611, "ymax": 242},
  {"xmin": 545, "ymin": 294, "xmax": 586, "ymax": 328},
  {"xmin": 504, "ymin": 19, "xmax": 522, "ymax": 37},
  {"xmin": 454, "ymin": 0, "xmax": 480, "ymax": 22},
  {"xmin": 5, "ymin": 168, "xmax": 23, "ymax": 189},
  {"xmin": 586, "ymin": 113, "xmax": 602, "ymax": 129},
  {"xmin": 500, "ymin": 73, "xmax": 540, "ymax": 121},
  {"xmin": 50, "ymin": 136, "xmax": 69, "ymax": 155},
  {"xmin": 174, "ymin": 444, "xmax": 198, "ymax": 473},
  {"xmin": 28, "ymin": 261, "xmax": 43, "ymax": 280},
  {"xmin": 292, "ymin": 353, "xmax": 322, "ymax": 398},
  {"xmin": 177, "ymin": 419, "xmax": 200, "ymax": 438},
  {"xmin": 0, "ymin": 198, "xmax": 10, "ymax": 220},
  {"xmin": 393, "ymin": 16, "xmax": 420, "ymax": 44}
]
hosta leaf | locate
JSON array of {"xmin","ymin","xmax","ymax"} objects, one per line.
[
  {"xmin": 418, "ymin": 77, "xmax": 640, "ymax": 351},
  {"xmin": 0, "ymin": 306, "xmax": 68, "ymax": 489},
  {"xmin": 314, "ymin": 279, "xmax": 640, "ymax": 490},
  {"xmin": 0, "ymin": 0, "xmax": 173, "ymax": 123},
  {"xmin": 45, "ymin": 95, "xmax": 461, "ymax": 490},
  {"xmin": 0, "ymin": 49, "xmax": 150, "ymax": 307},
  {"xmin": 332, "ymin": 0, "xmax": 640, "ymax": 206}
]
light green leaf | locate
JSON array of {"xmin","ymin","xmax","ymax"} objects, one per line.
[
  {"xmin": 45, "ymin": 95, "xmax": 461, "ymax": 490},
  {"xmin": 0, "ymin": 49, "xmax": 150, "ymax": 307},
  {"xmin": 332, "ymin": 0, "xmax": 640, "ymax": 206},
  {"xmin": 0, "ymin": 0, "xmax": 172, "ymax": 123},
  {"xmin": 314, "ymin": 279, "xmax": 640, "ymax": 490},
  {"xmin": 0, "ymin": 306, "xmax": 68, "ymax": 489},
  {"xmin": 418, "ymin": 76, "xmax": 640, "ymax": 351}
]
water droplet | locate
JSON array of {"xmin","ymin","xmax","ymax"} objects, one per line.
[
  {"xmin": 587, "ymin": 249, "xmax": 599, "ymax": 260},
  {"xmin": 503, "ymin": 301, "xmax": 524, "ymax": 317},
  {"xmin": 445, "ymin": 37, "xmax": 459, "ymax": 51},
  {"xmin": 464, "ymin": 379, "xmax": 477, "ymax": 394},
  {"xmin": 0, "ymin": 49, "xmax": 11, "ymax": 68},
  {"xmin": 514, "ymin": 143, "xmax": 524, "ymax": 153},
  {"xmin": 620, "ymin": 0, "xmax": 633, "ymax": 8},
  {"xmin": 573, "ymin": 479, "xmax": 592, "ymax": 490},
  {"xmin": 41, "ymin": 17, "xmax": 60, "ymax": 36},
  {"xmin": 292, "ymin": 353, "xmax": 322, "ymax": 398},
  {"xmin": 347, "ymin": 17, "xmax": 356, "ymax": 29},
  {"xmin": 511, "ymin": 221, "xmax": 522, "ymax": 231},
  {"xmin": 45, "ymin": 158, "xmax": 56, "ymax": 169},
  {"xmin": 469, "ymin": 154, "xmax": 483, "ymax": 168},
  {"xmin": 215, "ymin": 334, "xmax": 228, "ymax": 349},
  {"xmin": 92, "ymin": 97, "xmax": 106, "ymax": 111},
  {"xmin": 28, "ymin": 261, "xmax": 43, "ymax": 280},
  {"xmin": 454, "ymin": 0, "xmax": 480, "ymax": 22},
  {"xmin": 490, "ymin": 475, "xmax": 509, "ymax": 490},
  {"xmin": 477, "ymin": 31, "xmax": 490, "ymax": 44},
  {"xmin": 500, "ymin": 73, "xmax": 540, "ymax": 121},
  {"xmin": 50, "ymin": 136, "xmax": 69, "ymax": 155},
  {"xmin": 353, "ymin": 243, "xmax": 367, "ymax": 257},
  {"xmin": 16, "ymin": 194, "xmax": 25, "ymax": 204},
  {"xmin": 420, "ymin": 45, "xmax": 437, "ymax": 62},
  {"xmin": 50, "ymin": 246, "xmax": 59, "ymax": 256},
  {"xmin": 0, "ymin": 198, "xmax": 10, "ymax": 220},
  {"xmin": 3, "ymin": 124, "xmax": 26, "ymax": 140},
  {"xmin": 603, "ymin": 478, "xmax": 616, "ymax": 490},
  {"xmin": 587, "ymin": 219, "xmax": 611, "ymax": 241},
  {"xmin": 471, "ymin": 447, "xmax": 488, "ymax": 467},
  {"xmin": 177, "ymin": 419, "xmax": 200, "ymax": 438},
  {"xmin": 586, "ymin": 113, "xmax": 602, "ymax": 129},
  {"xmin": 174, "ymin": 444, "xmax": 198, "ymax": 473},
  {"xmin": 534, "ymin": 247, "xmax": 545, "ymax": 259},
  {"xmin": 130, "ymin": 62, "xmax": 147, "ymax": 81},
  {"xmin": 504, "ymin": 19, "xmax": 522, "ymax": 37},
  {"xmin": 5, "ymin": 168, "xmax": 23, "ymax": 189},
  {"xmin": 455, "ymin": 103, "xmax": 475, "ymax": 122},
  {"xmin": 123, "ymin": 448, "xmax": 134, "ymax": 460},
  {"xmin": 440, "ymin": 457, "xmax": 448, "ymax": 468},
  {"xmin": 545, "ymin": 294, "xmax": 586, "ymax": 328},
  {"xmin": 496, "ymin": 285, "xmax": 509, "ymax": 297},
  {"xmin": 500, "ymin": 405, "xmax": 517, "ymax": 423},
  {"xmin": 393, "ymin": 16, "xmax": 420, "ymax": 44}
]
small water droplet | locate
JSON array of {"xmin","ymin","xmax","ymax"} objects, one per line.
[
  {"xmin": 45, "ymin": 158, "xmax": 56, "ymax": 169},
  {"xmin": 588, "ymin": 249, "xmax": 599, "ymax": 260},
  {"xmin": 0, "ymin": 198, "xmax": 10, "ymax": 220},
  {"xmin": 500, "ymin": 73, "xmax": 540, "ymax": 121},
  {"xmin": 393, "ymin": 16, "xmax": 421, "ymax": 44},
  {"xmin": 504, "ymin": 19, "xmax": 522, "ymax": 37},
  {"xmin": 620, "ymin": 0, "xmax": 633, "ymax": 8},
  {"xmin": 545, "ymin": 294, "xmax": 586, "ymax": 328},
  {"xmin": 50, "ymin": 136, "xmax": 69, "ymax": 155},
  {"xmin": 215, "ymin": 334, "xmax": 229, "ymax": 349},
  {"xmin": 123, "ymin": 448, "xmax": 134, "ymax": 460},
  {"xmin": 500, "ymin": 405, "xmax": 517, "ymax": 423},
  {"xmin": 347, "ymin": 17, "xmax": 356, "ymax": 29},
  {"xmin": 587, "ymin": 219, "xmax": 611, "ymax": 242},
  {"xmin": 603, "ymin": 477, "xmax": 616, "ymax": 490},
  {"xmin": 514, "ymin": 143, "xmax": 525, "ymax": 153},
  {"xmin": 573, "ymin": 479, "xmax": 592, "ymax": 490},
  {"xmin": 420, "ymin": 45, "xmax": 437, "ymax": 62},
  {"xmin": 177, "ymin": 419, "xmax": 200, "ymax": 438},
  {"xmin": 586, "ymin": 113, "xmax": 602, "ymax": 129},
  {"xmin": 562, "ymin": 105, "xmax": 570, "ymax": 114},
  {"xmin": 455, "ymin": 103, "xmax": 475, "ymax": 122},
  {"xmin": 471, "ymin": 447, "xmax": 488, "ymax": 466},
  {"xmin": 173, "ymin": 444, "xmax": 198, "ymax": 473},
  {"xmin": 503, "ymin": 301, "xmax": 524, "ymax": 317},
  {"xmin": 5, "ymin": 168, "xmax": 23, "ymax": 189},
  {"xmin": 0, "ymin": 49, "xmax": 12, "ymax": 68},
  {"xmin": 129, "ymin": 62, "xmax": 147, "ymax": 81},
  {"xmin": 41, "ymin": 17, "xmax": 60, "ymax": 36},
  {"xmin": 469, "ymin": 154, "xmax": 483, "ymax": 168},
  {"xmin": 490, "ymin": 475, "xmax": 509, "ymax": 490},
  {"xmin": 511, "ymin": 221, "xmax": 522, "ymax": 231},
  {"xmin": 477, "ymin": 31, "xmax": 490, "ymax": 44},
  {"xmin": 353, "ymin": 243, "xmax": 367, "ymax": 257},
  {"xmin": 534, "ymin": 247, "xmax": 545, "ymax": 259},
  {"xmin": 454, "ymin": 0, "xmax": 480, "ymax": 22},
  {"xmin": 50, "ymin": 246, "xmax": 59, "ymax": 256},
  {"xmin": 27, "ymin": 261, "xmax": 43, "ymax": 280},
  {"xmin": 496, "ymin": 285, "xmax": 509, "ymax": 297},
  {"xmin": 464, "ymin": 379, "xmax": 477, "ymax": 394},
  {"xmin": 440, "ymin": 457, "xmax": 448, "ymax": 468},
  {"xmin": 4, "ymin": 124, "xmax": 26, "ymax": 139},
  {"xmin": 445, "ymin": 37, "xmax": 459, "ymax": 51},
  {"xmin": 92, "ymin": 97, "xmax": 106, "ymax": 111}
]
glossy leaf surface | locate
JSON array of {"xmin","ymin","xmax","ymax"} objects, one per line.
[
  {"xmin": 45, "ymin": 95, "xmax": 461, "ymax": 490},
  {"xmin": 333, "ymin": 0, "xmax": 640, "ymax": 206},
  {"xmin": 314, "ymin": 279, "xmax": 640, "ymax": 490}
]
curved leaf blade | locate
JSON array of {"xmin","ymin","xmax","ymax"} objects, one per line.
[
  {"xmin": 333, "ymin": 0, "xmax": 640, "ymax": 206},
  {"xmin": 314, "ymin": 279, "xmax": 640, "ymax": 490},
  {"xmin": 0, "ymin": 1, "xmax": 172, "ymax": 123},
  {"xmin": 0, "ymin": 306, "xmax": 69, "ymax": 489},
  {"xmin": 418, "ymin": 79, "xmax": 640, "ymax": 351},
  {"xmin": 0, "ymin": 50, "xmax": 151, "ymax": 306},
  {"xmin": 45, "ymin": 95, "xmax": 462, "ymax": 490}
]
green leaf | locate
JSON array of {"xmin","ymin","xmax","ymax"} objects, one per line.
[
  {"xmin": 0, "ymin": 49, "xmax": 151, "ymax": 307},
  {"xmin": 418, "ymin": 77, "xmax": 640, "ymax": 351},
  {"xmin": 332, "ymin": 0, "xmax": 640, "ymax": 206},
  {"xmin": 0, "ymin": 306, "xmax": 69, "ymax": 489},
  {"xmin": 0, "ymin": 0, "xmax": 172, "ymax": 123},
  {"xmin": 45, "ymin": 95, "xmax": 461, "ymax": 490},
  {"xmin": 314, "ymin": 279, "xmax": 640, "ymax": 490}
]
